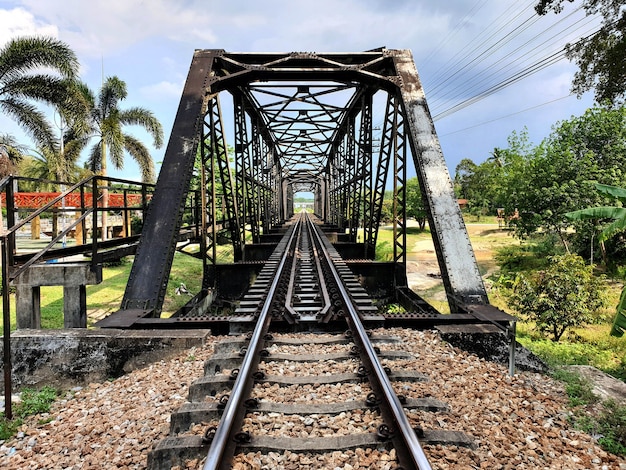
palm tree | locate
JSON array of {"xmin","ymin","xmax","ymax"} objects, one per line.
[
  {"xmin": 20, "ymin": 139, "xmax": 83, "ymax": 186},
  {"xmin": 0, "ymin": 133, "xmax": 28, "ymax": 178},
  {"xmin": 75, "ymin": 76, "xmax": 163, "ymax": 183},
  {"xmin": 0, "ymin": 36, "xmax": 80, "ymax": 149}
]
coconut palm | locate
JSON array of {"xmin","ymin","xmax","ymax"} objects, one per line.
[
  {"xmin": 75, "ymin": 77, "xmax": 163, "ymax": 183},
  {"xmin": 21, "ymin": 137, "xmax": 84, "ymax": 186},
  {"xmin": 0, "ymin": 36, "xmax": 80, "ymax": 149}
]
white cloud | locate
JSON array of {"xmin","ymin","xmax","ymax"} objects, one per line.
[
  {"xmin": 140, "ymin": 80, "xmax": 184, "ymax": 101},
  {"xmin": 17, "ymin": 0, "xmax": 221, "ymax": 57},
  {"xmin": 0, "ymin": 8, "xmax": 58, "ymax": 46}
]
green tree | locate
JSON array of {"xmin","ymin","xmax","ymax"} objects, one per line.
[
  {"xmin": 74, "ymin": 76, "xmax": 163, "ymax": 183},
  {"xmin": 565, "ymin": 183, "xmax": 626, "ymax": 337},
  {"xmin": 536, "ymin": 0, "xmax": 626, "ymax": 104},
  {"xmin": 509, "ymin": 253, "xmax": 607, "ymax": 341},
  {"xmin": 404, "ymin": 177, "xmax": 427, "ymax": 230},
  {"xmin": 454, "ymin": 130, "xmax": 534, "ymax": 221},
  {"xmin": 510, "ymin": 105, "xmax": 626, "ymax": 246},
  {"xmin": 0, "ymin": 37, "xmax": 80, "ymax": 149}
]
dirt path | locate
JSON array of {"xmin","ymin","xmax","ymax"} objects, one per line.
[{"xmin": 406, "ymin": 223, "xmax": 515, "ymax": 297}]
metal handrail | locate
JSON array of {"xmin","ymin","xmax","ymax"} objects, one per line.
[
  {"xmin": 9, "ymin": 209, "xmax": 94, "ymax": 281},
  {"xmin": 1, "ymin": 176, "xmax": 94, "ymax": 237},
  {"xmin": 0, "ymin": 174, "xmax": 155, "ymax": 422}
]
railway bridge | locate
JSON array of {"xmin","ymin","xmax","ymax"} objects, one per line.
[
  {"xmin": 88, "ymin": 48, "xmax": 513, "ymax": 332},
  {"xmin": 1, "ymin": 48, "xmax": 521, "ymax": 470}
]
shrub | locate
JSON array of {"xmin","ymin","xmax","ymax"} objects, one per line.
[{"xmin": 508, "ymin": 254, "xmax": 608, "ymax": 341}]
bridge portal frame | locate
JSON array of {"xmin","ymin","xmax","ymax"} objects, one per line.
[{"xmin": 118, "ymin": 48, "xmax": 488, "ymax": 320}]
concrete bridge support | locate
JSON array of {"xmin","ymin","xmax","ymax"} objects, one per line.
[{"xmin": 13, "ymin": 263, "xmax": 102, "ymax": 329}]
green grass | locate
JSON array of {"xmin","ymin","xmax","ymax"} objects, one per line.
[
  {"xmin": 0, "ymin": 252, "xmax": 204, "ymax": 333},
  {"xmin": 514, "ymin": 322, "xmax": 626, "ymax": 381},
  {"xmin": 550, "ymin": 367, "xmax": 626, "ymax": 455},
  {"xmin": 0, "ymin": 386, "xmax": 58, "ymax": 440}
]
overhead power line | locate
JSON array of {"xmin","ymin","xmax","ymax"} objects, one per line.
[
  {"xmin": 426, "ymin": 3, "xmax": 603, "ymax": 121},
  {"xmin": 439, "ymin": 93, "xmax": 575, "ymax": 135}
]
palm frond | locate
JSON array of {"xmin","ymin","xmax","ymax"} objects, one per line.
[
  {"xmin": 0, "ymin": 96, "xmax": 55, "ymax": 148},
  {"xmin": 124, "ymin": 134, "xmax": 155, "ymax": 182},
  {"xmin": 565, "ymin": 206, "xmax": 626, "ymax": 221},
  {"xmin": 3, "ymin": 74, "xmax": 70, "ymax": 103},
  {"xmin": 87, "ymin": 142, "xmax": 102, "ymax": 174},
  {"xmin": 594, "ymin": 183, "xmax": 626, "ymax": 203},
  {"xmin": 103, "ymin": 118, "xmax": 126, "ymax": 170},
  {"xmin": 119, "ymin": 107, "xmax": 164, "ymax": 148},
  {"xmin": 0, "ymin": 133, "xmax": 28, "ymax": 163},
  {"xmin": 99, "ymin": 76, "xmax": 127, "ymax": 115},
  {"xmin": 0, "ymin": 36, "xmax": 79, "ymax": 81},
  {"xmin": 565, "ymin": 206, "xmax": 626, "ymax": 241}
]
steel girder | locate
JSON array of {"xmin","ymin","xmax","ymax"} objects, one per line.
[
  {"xmin": 118, "ymin": 48, "xmax": 488, "ymax": 320},
  {"xmin": 120, "ymin": 50, "xmax": 217, "ymax": 316}
]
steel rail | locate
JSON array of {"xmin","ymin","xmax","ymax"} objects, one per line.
[
  {"xmin": 202, "ymin": 217, "xmax": 300, "ymax": 470},
  {"xmin": 307, "ymin": 213, "xmax": 432, "ymax": 470}
]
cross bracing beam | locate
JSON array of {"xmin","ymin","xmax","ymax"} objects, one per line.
[{"xmin": 112, "ymin": 48, "xmax": 488, "ymax": 322}]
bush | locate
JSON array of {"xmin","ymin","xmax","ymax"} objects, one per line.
[{"xmin": 508, "ymin": 254, "xmax": 608, "ymax": 341}]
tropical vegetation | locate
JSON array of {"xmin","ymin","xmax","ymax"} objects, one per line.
[{"xmin": 71, "ymin": 76, "xmax": 164, "ymax": 183}]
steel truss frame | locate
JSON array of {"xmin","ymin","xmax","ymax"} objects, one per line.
[{"xmin": 120, "ymin": 48, "xmax": 489, "ymax": 318}]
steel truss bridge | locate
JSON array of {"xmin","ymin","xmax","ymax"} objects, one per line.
[
  {"xmin": 1, "ymin": 48, "xmax": 512, "ymax": 332},
  {"xmin": 95, "ymin": 47, "xmax": 510, "ymax": 331}
]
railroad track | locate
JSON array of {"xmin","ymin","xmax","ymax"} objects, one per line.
[{"xmin": 148, "ymin": 213, "xmax": 474, "ymax": 469}]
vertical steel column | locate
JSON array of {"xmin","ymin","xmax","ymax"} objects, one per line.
[
  {"xmin": 272, "ymin": 164, "xmax": 281, "ymax": 226},
  {"xmin": 206, "ymin": 94, "xmax": 243, "ymax": 261},
  {"xmin": 234, "ymin": 95, "xmax": 249, "ymax": 246},
  {"xmin": 261, "ymin": 142, "xmax": 272, "ymax": 234},
  {"xmin": 368, "ymin": 93, "xmax": 397, "ymax": 253},
  {"xmin": 394, "ymin": 50, "xmax": 488, "ymax": 309},
  {"xmin": 200, "ymin": 109, "xmax": 217, "ymax": 289},
  {"xmin": 286, "ymin": 183, "xmax": 294, "ymax": 218},
  {"xmin": 359, "ymin": 92, "xmax": 376, "ymax": 258},
  {"xmin": 346, "ymin": 118, "xmax": 359, "ymax": 240},
  {"xmin": 248, "ymin": 121, "xmax": 261, "ymax": 242},
  {"xmin": 393, "ymin": 102, "xmax": 408, "ymax": 286}
]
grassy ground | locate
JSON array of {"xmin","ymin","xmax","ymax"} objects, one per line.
[
  {"xmin": 2, "ymin": 220, "xmax": 624, "ymax": 381},
  {"xmin": 0, "ymin": 252, "xmax": 204, "ymax": 334}
]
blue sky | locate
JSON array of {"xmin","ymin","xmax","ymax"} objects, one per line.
[{"xmin": 0, "ymin": 0, "xmax": 600, "ymax": 182}]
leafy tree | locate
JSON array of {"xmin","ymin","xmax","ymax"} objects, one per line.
[
  {"xmin": 454, "ymin": 157, "xmax": 499, "ymax": 219},
  {"xmin": 0, "ymin": 37, "xmax": 80, "ymax": 149},
  {"xmin": 73, "ymin": 76, "xmax": 163, "ymax": 183},
  {"xmin": 453, "ymin": 130, "xmax": 534, "ymax": 221},
  {"xmin": 379, "ymin": 197, "xmax": 394, "ymax": 225},
  {"xmin": 565, "ymin": 183, "xmax": 626, "ymax": 337},
  {"xmin": 510, "ymin": 105, "xmax": 626, "ymax": 246},
  {"xmin": 509, "ymin": 253, "xmax": 607, "ymax": 341},
  {"xmin": 404, "ymin": 177, "xmax": 427, "ymax": 230},
  {"xmin": 536, "ymin": 0, "xmax": 626, "ymax": 104}
]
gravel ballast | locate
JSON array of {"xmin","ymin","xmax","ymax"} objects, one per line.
[{"xmin": 1, "ymin": 328, "xmax": 625, "ymax": 469}]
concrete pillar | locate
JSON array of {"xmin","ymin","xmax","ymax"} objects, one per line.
[
  {"xmin": 63, "ymin": 285, "xmax": 87, "ymax": 328},
  {"xmin": 16, "ymin": 285, "xmax": 41, "ymax": 329},
  {"xmin": 13, "ymin": 264, "xmax": 102, "ymax": 329}
]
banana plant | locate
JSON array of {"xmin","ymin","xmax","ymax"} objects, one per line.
[{"xmin": 565, "ymin": 183, "xmax": 626, "ymax": 337}]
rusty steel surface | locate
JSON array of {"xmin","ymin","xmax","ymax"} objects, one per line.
[
  {"xmin": 120, "ymin": 50, "xmax": 218, "ymax": 315},
  {"xmin": 105, "ymin": 47, "xmax": 503, "ymax": 327}
]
